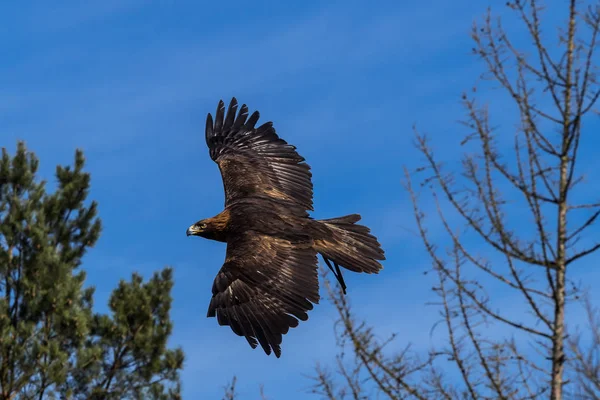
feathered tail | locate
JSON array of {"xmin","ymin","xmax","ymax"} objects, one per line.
[{"xmin": 314, "ymin": 214, "xmax": 385, "ymax": 293}]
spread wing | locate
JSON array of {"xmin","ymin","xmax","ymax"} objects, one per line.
[
  {"xmin": 207, "ymin": 232, "xmax": 320, "ymax": 357},
  {"xmin": 205, "ymin": 98, "xmax": 313, "ymax": 214}
]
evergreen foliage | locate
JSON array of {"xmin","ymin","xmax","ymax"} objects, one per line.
[{"xmin": 0, "ymin": 142, "xmax": 184, "ymax": 399}]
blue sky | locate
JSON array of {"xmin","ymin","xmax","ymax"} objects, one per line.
[{"xmin": 2, "ymin": 1, "xmax": 600, "ymax": 398}]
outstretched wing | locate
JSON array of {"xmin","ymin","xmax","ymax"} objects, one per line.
[
  {"xmin": 207, "ymin": 232, "xmax": 320, "ymax": 357},
  {"xmin": 205, "ymin": 98, "xmax": 314, "ymax": 214}
]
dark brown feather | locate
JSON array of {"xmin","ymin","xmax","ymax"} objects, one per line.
[
  {"xmin": 205, "ymin": 97, "xmax": 314, "ymax": 214},
  {"xmin": 207, "ymin": 232, "xmax": 320, "ymax": 358}
]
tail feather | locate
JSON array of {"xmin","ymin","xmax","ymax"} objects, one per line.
[{"xmin": 314, "ymin": 214, "xmax": 385, "ymax": 292}]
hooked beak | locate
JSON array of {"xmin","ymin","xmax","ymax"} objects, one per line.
[{"xmin": 186, "ymin": 224, "xmax": 200, "ymax": 237}]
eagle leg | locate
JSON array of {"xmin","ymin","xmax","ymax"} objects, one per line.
[{"xmin": 323, "ymin": 256, "xmax": 347, "ymax": 295}]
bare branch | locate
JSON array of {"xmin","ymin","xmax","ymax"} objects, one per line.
[{"xmin": 311, "ymin": 2, "xmax": 600, "ymax": 400}]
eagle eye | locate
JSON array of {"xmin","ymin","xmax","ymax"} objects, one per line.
[{"xmin": 200, "ymin": 223, "xmax": 207, "ymax": 229}]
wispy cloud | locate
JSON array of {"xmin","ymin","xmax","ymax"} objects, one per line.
[{"xmin": 1, "ymin": 0, "xmax": 474, "ymax": 152}]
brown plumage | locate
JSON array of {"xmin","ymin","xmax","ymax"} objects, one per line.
[{"xmin": 187, "ymin": 98, "xmax": 385, "ymax": 357}]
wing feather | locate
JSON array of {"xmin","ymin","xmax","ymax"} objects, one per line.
[
  {"xmin": 207, "ymin": 232, "xmax": 320, "ymax": 357},
  {"xmin": 205, "ymin": 98, "xmax": 314, "ymax": 213}
]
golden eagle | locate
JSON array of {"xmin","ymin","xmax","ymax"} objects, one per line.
[{"xmin": 187, "ymin": 98, "xmax": 385, "ymax": 357}]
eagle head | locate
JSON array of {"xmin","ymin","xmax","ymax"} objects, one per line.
[
  {"xmin": 186, "ymin": 212, "xmax": 230, "ymax": 242},
  {"xmin": 186, "ymin": 220, "xmax": 209, "ymax": 237}
]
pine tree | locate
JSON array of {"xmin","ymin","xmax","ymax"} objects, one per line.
[{"xmin": 0, "ymin": 141, "xmax": 184, "ymax": 399}]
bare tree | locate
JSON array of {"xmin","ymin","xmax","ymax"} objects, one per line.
[
  {"xmin": 223, "ymin": 376, "xmax": 238, "ymax": 400},
  {"xmin": 568, "ymin": 294, "xmax": 600, "ymax": 399},
  {"xmin": 309, "ymin": 271, "xmax": 437, "ymax": 400},
  {"xmin": 223, "ymin": 375, "xmax": 271, "ymax": 400},
  {"xmin": 311, "ymin": 1, "xmax": 600, "ymax": 399}
]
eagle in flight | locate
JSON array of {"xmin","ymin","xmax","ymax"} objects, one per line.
[{"xmin": 187, "ymin": 98, "xmax": 385, "ymax": 357}]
